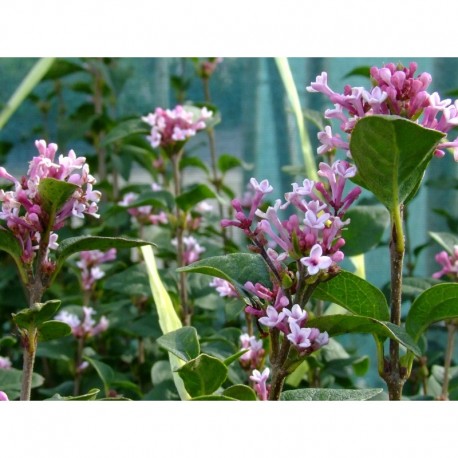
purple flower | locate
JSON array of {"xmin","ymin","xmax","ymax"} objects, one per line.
[
  {"xmin": 55, "ymin": 306, "xmax": 109, "ymax": 338},
  {"xmin": 283, "ymin": 304, "xmax": 308, "ymax": 326},
  {"xmin": 239, "ymin": 333, "xmax": 265, "ymax": 369},
  {"xmin": 286, "ymin": 321, "xmax": 312, "ymax": 349},
  {"xmin": 300, "ymin": 244, "xmax": 332, "ymax": 276},
  {"xmin": 171, "ymin": 236, "xmax": 205, "ymax": 265},
  {"xmin": 209, "ymin": 277, "xmax": 238, "ymax": 298},
  {"xmin": 250, "ymin": 368, "xmax": 270, "ymax": 401},
  {"xmin": 76, "ymin": 249, "xmax": 117, "ymax": 291},
  {"xmin": 0, "ymin": 356, "xmax": 12, "ymax": 370},
  {"xmin": 142, "ymin": 105, "xmax": 212, "ymax": 151},
  {"xmin": 0, "ymin": 391, "xmax": 9, "ymax": 401},
  {"xmin": 258, "ymin": 306, "xmax": 286, "ymax": 328},
  {"xmin": 432, "ymin": 247, "xmax": 458, "ymax": 279}
]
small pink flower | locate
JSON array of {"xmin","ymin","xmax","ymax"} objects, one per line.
[
  {"xmin": 258, "ymin": 305, "xmax": 286, "ymax": 328},
  {"xmin": 300, "ymin": 244, "xmax": 332, "ymax": 275},
  {"xmin": 0, "ymin": 391, "xmax": 9, "ymax": 401},
  {"xmin": 250, "ymin": 368, "xmax": 270, "ymax": 401}
]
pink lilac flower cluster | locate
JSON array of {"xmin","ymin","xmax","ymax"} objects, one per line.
[
  {"xmin": 196, "ymin": 58, "xmax": 224, "ymax": 79},
  {"xmin": 118, "ymin": 183, "xmax": 168, "ymax": 226},
  {"xmin": 209, "ymin": 277, "xmax": 239, "ymax": 298},
  {"xmin": 0, "ymin": 391, "xmax": 8, "ymax": 401},
  {"xmin": 0, "ymin": 140, "xmax": 100, "ymax": 264},
  {"xmin": 55, "ymin": 306, "xmax": 109, "ymax": 338},
  {"xmin": 142, "ymin": 105, "xmax": 213, "ymax": 150},
  {"xmin": 222, "ymin": 167, "xmax": 360, "ymax": 270},
  {"xmin": 77, "ymin": 248, "xmax": 117, "ymax": 291},
  {"xmin": 239, "ymin": 333, "xmax": 265, "ymax": 369},
  {"xmin": 171, "ymin": 235, "xmax": 205, "ymax": 265},
  {"xmin": 432, "ymin": 246, "xmax": 458, "ymax": 280},
  {"xmin": 0, "ymin": 356, "xmax": 12, "ymax": 369},
  {"xmin": 250, "ymin": 368, "xmax": 270, "ymax": 401},
  {"xmin": 307, "ymin": 62, "xmax": 458, "ymax": 160}
]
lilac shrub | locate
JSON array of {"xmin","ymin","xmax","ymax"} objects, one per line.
[
  {"xmin": 220, "ymin": 163, "xmax": 361, "ymax": 399},
  {"xmin": 307, "ymin": 62, "xmax": 458, "ymax": 160}
]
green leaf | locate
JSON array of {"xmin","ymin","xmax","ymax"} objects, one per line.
[
  {"xmin": 222, "ymin": 384, "xmax": 257, "ymax": 400},
  {"xmin": 406, "ymin": 283, "xmax": 458, "ymax": 342},
  {"xmin": 12, "ymin": 299, "xmax": 62, "ymax": 330},
  {"xmin": 313, "ymin": 270, "xmax": 390, "ymax": 320},
  {"xmin": 308, "ymin": 314, "xmax": 421, "ymax": 356},
  {"xmin": 191, "ymin": 395, "xmax": 236, "ymax": 401},
  {"xmin": 0, "ymin": 229, "xmax": 28, "ymax": 284},
  {"xmin": 53, "ymin": 235, "xmax": 154, "ymax": 280},
  {"xmin": 46, "ymin": 388, "xmax": 100, "ymax": 401},
  {"xmin": 38, "ymin": 320, "xmax": 72, "ymax": 341},
  {"xmin": 102, "ymin": 118, "xmax": 150, "ymax": 146},
  {"xmin": 223, "ymin": 349, "xmax": 249, "ymax": 367},
  {"xmin": 178, "ymin": 253, "xmax": 272, "ymax": 295},
  {"xmin": 38, "ymin": 177, "xmax": 78, "ymax": 217},
  {"xmin": 217, "ymin": 154, "xmax": 243, "ymax": 174},
  {"xmin": 84, "ymin": 356, "xmax": 114, "ymax": 397},
  {"xmin": 343, "ymin": 66, "xmax": 371, "ymax": 78},
  {"xmin": 350, "ymin": 116, "xmax": 444, "ymax": 210},
  {"xmin": 343, "ymin": 205, "xmax": 390, "ymax": 256},
  {"xmin": 42, "ymin": 59, "xmax": 84, "ymax": 80},
  {"xmin": 156, "ymin": 327, "xmax": 200, "ymax": 362},
  {"xmin": 176, "ymin": 354, "xmax": 228, "ymax": 398},
  {"xmin": 180, "ymin": 156, "xmax": 210, "ymax": 174},
  {"xmin": 0, "ymin": 368, "xmax": 44, "ymax": 400},
  {"xmin": 141, "ymin": 245, "xmax": 190, "ymax": 400},
  {"xmin": 280, "ymin": 387, "xmax": 382, "ymax": 401},
  {"xmin": 429, "ymin": 231, "xmax": 458, "ymax": 255},
  {"xmin": 176, "ymin": 184, "xmax": 217, "ymax": 212}
]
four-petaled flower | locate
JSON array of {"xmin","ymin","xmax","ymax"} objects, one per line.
[{"xmin": 300, "ymin": 244, "xmax": 332, "ymax": 275}]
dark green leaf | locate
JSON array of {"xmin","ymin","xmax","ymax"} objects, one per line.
[
  {"xmin": 280, "ymin": 387, "xmax": 382, "ymax": 401},
  {"xmin": 38, "ymin": 320, "xmax": 72, "ymax": 341},
  {"xmin": 180, "ymin": 156, "xmax": 210, "ymax": 174},
  {"xmin": 343, "ymin": 66, "xmax": 371, "ymax": 79},
  {"xmin": 0, "ymin": 229, "xmax": 28, "ymax": 283},
  {"xmin": 402, "ymin": 277, "xmax": 441, "ymax": 300},
  {"xmin": 313, "ymin": 270, "xmax": 390, "ymax": 320},
  {"xmin": 156, "ymin": 326, "xmax": 200, "ymax": 362},
  {"xmin": 217, "ymin": 154, "xmax": 243, "ymax": 174},
  {"xmin": 176, "ymin": 184, "xmax": 217, "ymax": 212},
  {"xmin": 84, "ymin": 356, "xmax": 114, "ymax": 397},
  {"xmin": 38, "ymin": 177, "xmax": 78, "ymax": 217},
  {"xmin": 176, "ymin": 354, "xmax": 228, "ymax": 398},
  {"xmin": 178, "ymin": 253, "xmax": 272, "ymax": 294},
  {"xmin": 102, "ymin": 118, "xmax": 150, "ymax": 146},
  {"xmin": 308, "ymin": 314, "xmax": 421, "ymax": 356},
  {"xmin": 46, "ymin": 388, "xmax": 100, "ymax": 401},
  {"xmin": 350, "ymin": 116, "xmax": 444, "ymax": 210},
  {"xmin": 429, "ymin": 231, "xmax": 458, "ymax": 256},
  {"xmin": 191, "ymin": 395, "xmax": 236, "ymax": 401},
  {"xmin": 222, "ymin": 385, "xmax": 257, "ymax": 401},
  {"xmin": 343, "ymin": 205, "xmax": 390, "ymax": 256},
  {"xmin": 12, "ymin": 300, "xmax": 62, "ymax": 330},
  {"xmin": 0, "ymin": 368, "xmax": 44, "ymax": 400},
  {"xmin": 223, "ymin": 349, "xmax": 249, "ymax": 367},
  {"xmin": 53, "ymin": 235, "xmax": 154, "ymax": 279},
  {"xmin": 42, "ymin": 59, "xmax": 84, "ymax": 80},
  {"xmin": 406, "ymin": 283, "xmax": 458, "ymax": 342}
]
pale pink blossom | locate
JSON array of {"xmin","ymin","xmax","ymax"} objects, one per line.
[{"xmin": 300, "ymin": 244, "xmax": 333, "ymax": 275}]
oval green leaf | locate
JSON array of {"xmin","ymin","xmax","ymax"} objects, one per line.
[
  {"xmin": 405, "ymin": 283, "xmax": 458, "ymax": 343},
  {"xmin": 176, "ymin": 354, "xmax": 228, "ymax": 398},
  {"xmin": 308, "ymin": 314, "xmax": 421, "ymax": 356},
  {"xmin": 429, "ymin": 231, "xmax": 458, "ymax": 255},
  {"xmin": 343, "ymin": 205, "xmax": 390, "ymax": 256},
  {"xmin": 222, "ymin": 384, "xmax": 257, "ymax": 401},
  {"xmin": 350, "ymin": 115, "xmax": 444, "ymax": 210},
  {"xmin": 280, "ymin": 387, "xmax": 382, "ymax": 401},
  {"xmin": 38, "ymin": 320, "xmax": 72, "ymax": 342},
  {"xmin": 176, "ymin": 184, "xmax": 217, "ymax": 212},
  {"xmin": 178, "ymin": 253, "xmax": 272, "ymax": 294},
  {"xmin": 156, "ymin": 326, "xmax": 200, "ymax": 362},
  {"xmin": 312, "ymin": 270, "xmax": 389, "ymax": 321}
]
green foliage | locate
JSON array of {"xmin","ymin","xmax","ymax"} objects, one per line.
[
  {"xmin": 0, "ymin": 368, "xmax": 44, "ymax": 400},
  {"xmin": 280, "ymin": 387, "xmax": 382, "ymax": 401},
  {"xmin": 38, "ymin": 177, "xmax": 78, "ymax": 217},
  {"xmin": 350, "ymin": 115, "xmax": 444, "ymax": 210},
  {"xmin": 406, "ymin": 284, "xmax": 458, "ymax": 343},
  {"xmin": 313, "ymin": 270, "xmax": 390, "ymax": 320},
  {"xmin": 308, "ymin": 315, "xmax": 421, "ymax": 356},
  {"xmin": 176, "ymin": 184, "xmax": 218, "ymax": 212},
  {"xmin": 47, "ymin": 388, "xmax": 100, "ymax": 401},
  {"xmin": 156, "ymin": 327, "xmax": 200, "ymax": 362},
  {"xmin": 178, "ymin": 253, "xmax": 272, "ymax": 294},
  {"xmin": 343, "ymin": 205, "xmax": 390, "ymax": 256},
  {"xmin": 176, "ymin": 354, "xmax": 228, "ymax": 398},
  {"xmin": 429, "ymin": 231, "xmax": 458, "ymax": 255}
]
